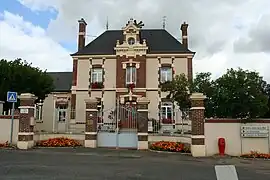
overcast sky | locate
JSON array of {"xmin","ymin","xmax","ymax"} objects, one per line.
[{"xmin": 0, "ymin": 0, "xmax": 270, "ymax": 81}]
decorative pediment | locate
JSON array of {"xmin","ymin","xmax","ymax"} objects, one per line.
[{"xmin": 122, "ymin": 18, "xmax": 144, "ymax": 34}]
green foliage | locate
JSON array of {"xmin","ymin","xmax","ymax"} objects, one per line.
[
  {"xmin": 214, "ymin": 68, "xmax": 269, "ymax": 119},
  {"xmin": 0, "ymin": 58, "xmax": 54, "ymax": 109},
  {"xmin": 160, "ymin": 68, "xmax": 270, "ymax": 119},
  {"xmin": 160, "ymin": 73, "xmax": 190, "ymax": 111}
]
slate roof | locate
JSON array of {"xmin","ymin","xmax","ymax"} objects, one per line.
[
  {"xmin": 71, "ymin": 29, "xmax": 194, "ymax": 56},
  {"xmin": 47, "ymin": 72, "xmax": 72, "ymax": 92}
]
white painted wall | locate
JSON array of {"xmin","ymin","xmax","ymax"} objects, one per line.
[
  {"xmin": 0, "ymin": 117, "xmax": 19, "ymax": 144},
  {"xmin": 149, "ymin": 135, "xmax": 191, "ymax": 144},
  {"xmin": 205, "ymin": 122, "xmax": 270, "ymax": 156}
]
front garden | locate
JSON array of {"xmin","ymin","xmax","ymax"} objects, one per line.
[
  {"xmin": 36, "ymin": 137, "xmax": 82, "ymax": 147},
  {"xmin": 149, "ymin": 141, "xmax": 190, "ymax": 153},
  {"xmin": 241, "ymin": 151, "xmax": 270, "ymax": 160}
]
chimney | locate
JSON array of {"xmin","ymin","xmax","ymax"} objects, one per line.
[
  {"xmin": 181, "ymin": 21, "xmax": 188, "ymax": 49},
  {"xmin": 78, "ymin": 18, "xmax": 87, "ymax": 51}
]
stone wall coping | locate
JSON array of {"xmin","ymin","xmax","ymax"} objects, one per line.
[
  {"xmin": 190, "ymin": 93, "xmax": 206, "ymax": 100},
  {"xmin": 19, "ymin": 93, "xmax": 37, "ymax": 100},
  {"xmin": 205, "ymin": 118, "xmax": 270, "ymax": 123}
]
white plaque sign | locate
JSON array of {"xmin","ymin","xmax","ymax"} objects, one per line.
[
  {"xmin": 241, "ymin": 125, "xmax": 269, "ymax": 138},
  {"xmin": 20, "ymin": 108, "xmax": 28, "ymax": 114}
]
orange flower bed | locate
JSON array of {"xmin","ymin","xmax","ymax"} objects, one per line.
[
  {"xmin": 36, "ymin": 137, "xmax": 81, "ymax": 147},
  {"xmin": 0, "ymin": 141, "xmax": 9, "ymax": 148},
  {"xmin": 150, "ymin": 141, "xmax": 190, "ymax": 153},
  {"xmin": 241, "ymin": 151, "xmax": 270, "ymax": 159}
]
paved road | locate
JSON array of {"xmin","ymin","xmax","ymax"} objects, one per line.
[{"xmin": 0, "ymin": 148, "xmax": 269, "ymax": 180}]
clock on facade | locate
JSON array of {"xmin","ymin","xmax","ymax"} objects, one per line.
[{"xmin": 127, "ymin": 37, "xmax": 135, "ymax": 45}]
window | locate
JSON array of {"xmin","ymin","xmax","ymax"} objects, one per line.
[
  {"xmin": 126, "ymin": 66, "xmax": 136, "ymax": 84},
  {"xmin": 128, "ymin": 37, "xmax": 135, "ymax": 45},
  {"xmin": 161, "ymin": 102, "xmax": 173, "ymax": 120},
  {"xmin": 91, "ymin": 68, "xmax": 103, "ymax": 83},
  {"xmin": 160, "ymin": 67, "xmax": 172, "ymax": 82},
  {"xmin": 35, "ymin": 104, "xmax": 43, "ymax": 121}
]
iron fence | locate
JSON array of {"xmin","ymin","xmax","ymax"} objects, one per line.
[{"xmin": 148, "ymin": 109, "xmax": 191, "ymax": 136}]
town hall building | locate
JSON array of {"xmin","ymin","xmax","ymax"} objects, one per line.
[{"xmin": 36, "ymin": 18, "xmax": 195, "ymax": 133}]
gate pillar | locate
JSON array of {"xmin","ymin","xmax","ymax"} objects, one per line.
[
  {"xmin": 137, "ymin": 98, "xmax": 150, "ymax": 150},
  {"xmin": 84, "ymin": 98, "xmax": 98, "ymax": 148},
  {"xmin": 17, "ymin": 93, "xmax": 37, "ymax": 150},
  {"xmin": 190, "ymin": 93, "xmax": 206, "ymax": 157}
]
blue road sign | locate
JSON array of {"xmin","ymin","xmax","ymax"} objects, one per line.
[{"xmin": 7, "ymin": 91, "xmax": 17, "ymax": 103}]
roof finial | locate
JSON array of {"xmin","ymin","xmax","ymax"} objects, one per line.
[
  {"xmin": 106, "ymin": 16, "xmax": 109, "ymax": 30},
  {"xmin": 163, "ymin": 16, "xmax": 166, "ymax": 29}
]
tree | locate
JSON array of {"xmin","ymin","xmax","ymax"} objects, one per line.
[
  {"xmin": 161, "ymin": 68, "xmax": 269, "ymax": 119},
  {"xmin": 214, "ymin": 68, "xmax": 269, "ymax": 119},
  {"xmin": 0, "ymin": 59, "xmax": 54, "ymax": 110},
  {"xmin": 190, "ymin": 72, "xmax": 216, "ymax": 118},
  {"xmin": 160, "ymin": 73, "xmax": 190, "ymax": 111},
  {"xmin": 263, "ymin": 84, "xmax": 270, "ymax": 117}
]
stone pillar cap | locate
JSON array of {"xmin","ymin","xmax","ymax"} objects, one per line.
[
  {"xmin": 85, "ymin": 98, "xmax": 99, "ymax": 103},
  {"xmin": 0, "ymin": 101, "xmax": 4, "ymax": 104},
  {"xmin": 19, "ymin": 93, "xmax": 37, "ymax": 100},
  {"xmin": 190, "ymin": 93, "xmax": 206, "ymax": 100}
]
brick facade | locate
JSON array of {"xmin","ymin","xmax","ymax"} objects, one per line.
[
  {"xmin": 116, "ymin": 55, "xmax": 146, "ymax": 88},
  {"xmin": 17, "ymin": 93, "xmax": 37, "ymax": 150},
  {"xmin": 84, "ymin": 98, "xmax": 99, "ymax": 148},
  {"xmin": 190, "ymin": 93, "xmax": 207, "ymax": 157}
]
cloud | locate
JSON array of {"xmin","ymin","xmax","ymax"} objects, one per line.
[
  {"xmin": 0, "ymin": 11, "xmax": 72, "ymax": 72},
  {"xmin": 234, "ymin": 14, "xmax": 270, "ymax": 53},
  {"xmin": 13, "ymin": 0, "xmax": 270, "ymax": 82}
]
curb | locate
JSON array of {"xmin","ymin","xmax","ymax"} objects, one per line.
[
  {"xmin": 149, "ymin": 149, "xmax": 191, "ymax": 155},
  {"xmin": 34, "ymin": 146, "xmax": 82, "ymax": 149},
  {"xmin": 239, "ymin": 157, "xmax": 270, "ymax": 161}
]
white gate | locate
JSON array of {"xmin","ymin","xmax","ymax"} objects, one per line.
[{"xmin": 97, "ymin": 104, "xmax": 140, "ymax": 149}]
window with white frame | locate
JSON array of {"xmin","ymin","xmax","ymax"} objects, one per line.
[
  {"xmin": 161, "ymin": 102, "xmax": 173, "ymax": 120},
  {"xmin": 91, "ymin": 68, "xmax": 103, "ymax": 83},
  {"xmin": 160, "ymin": 67, "xmax": 172, "ymax": 82},
  {"xmin": 126, "ymin": 66, "xmax": 136, "ymax": 84}
]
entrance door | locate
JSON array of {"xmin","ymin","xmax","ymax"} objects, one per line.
[{"xmin": 56, "ymin": 105, "xmax": 68, "ymax": 132}]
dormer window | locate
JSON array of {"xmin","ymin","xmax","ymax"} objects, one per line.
[{"xmin": 128, "ymin": 37, "xmax": 135, "ymax": 45}]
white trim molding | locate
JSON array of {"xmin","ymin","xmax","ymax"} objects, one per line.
[
  {"xmin": 85, "ymin": 132, "xmax": 97, "ymax": 135},
  {"xmin": 18, "ymin": 132, "xmax": 34, "ymax": 135},
  {"xmin": 18, "ymin": 106, "xmax": 35, "ymax": 109},
  {"xmin": 138, "ymin": 133, "xmax": 148, "ymax": 136},
  {"xmin": 85, "ymin": 109, "xmax": 98, "ymax": 112},
  {"xmin": 190, "ymin": 107, "xmax": 205, "ymax": 110},
  {"xmin": 191, "ymin": 135, "xmax": 205, "ymax": 139}
]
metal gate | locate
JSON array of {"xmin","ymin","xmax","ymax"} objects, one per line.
[{"xmin": 97, "ymin": 104, "xmax": 139, "ymax": 149}]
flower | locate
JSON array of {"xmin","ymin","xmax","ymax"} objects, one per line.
[
  {"xmin": 162, "ymin": 118, "xmax": 175, "ymax": 124},
  {"xmin": 127, "ymin": 83, "xmax": 135, "ymax": 89},
  {"xmin": 0, "ymin": 141, "xmax": 9, "ymax": 148},
  {"xmin": 91, "ymin": 82, "xmax": 104, "ymax": 89},
  {"xmin": 241, "ymin": 151, "xmax": 270, "ymax": 159},
  {"xmin": 36, "ymin": 137, "xmax": 81, "ymax": 147},
  {"xmin": 150, "ymin": 141, "xmax": 190, "ymax": 153}
]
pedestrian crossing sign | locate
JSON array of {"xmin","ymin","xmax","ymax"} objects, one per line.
[{"xmin": 7, "ymin": 91, "xmax": 17, "ymax": 103}]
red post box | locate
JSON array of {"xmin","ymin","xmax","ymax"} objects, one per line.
[{"xmin": 218, "ymin": 138, "xmax": 226, "ymax": 156}]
